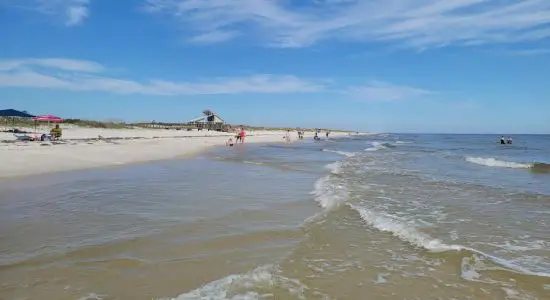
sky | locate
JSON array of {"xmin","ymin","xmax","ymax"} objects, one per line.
[{"xmin": 0, "ymin": 0, "xmax": 549, "ymax": 133}]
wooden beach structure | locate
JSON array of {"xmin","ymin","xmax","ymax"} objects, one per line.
[
  {"xmin": 131, "ymin": 110, "xmax": 230, "ymax": 131},
  {"xmin": 185, "ymin": 110, "xmax": 229, "ymax": 131}
]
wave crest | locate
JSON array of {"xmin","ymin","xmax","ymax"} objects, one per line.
[
  {"xmin": 322, "ymin": 149, "xmax": 356, "ymax": 157},
  {"xmin": 349, "ymin": 203, "xmax": 550, "ymax": 278},
  {"xmin": 365, "ymin": 141, "xmax": 395, "ymax": 152},
  {"xmin": 161, "ymin": 264, "xmax": 312, "ymax": 300},
  {"xmin": 465, "ymin": 157, "xmax": 550, "ymax": 173},
  {"xmin": 312, "ymin": 162, "xmax": 348, "ymax": 210},
  {"xmin": 466, "ymin": 156, "xmax": 530, "ymax": 168}
]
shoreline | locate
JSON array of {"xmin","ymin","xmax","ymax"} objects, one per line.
[{"xmin": 0, "ymin": 128, "xmax": 351, "ymax": 178}]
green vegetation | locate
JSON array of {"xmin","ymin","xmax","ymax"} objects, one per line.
[
  {"xmin": 1, "ymin": 117, "xmax": 129, "ymax": 129},
  {"xmin": 1, "ymin": 117, "xmax": 351, "ymax": 133},
  {"xmin": 64, "ymin": 119, "xmax": 128, "ymax": 129}
]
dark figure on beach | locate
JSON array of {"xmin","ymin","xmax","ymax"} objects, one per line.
[
  {"xmin": 314, "ymin": 132, "xmax": 320, "ymax": 141},
  {"xmin": 500, "ymin": 136, "xmax": 505, "ymax": 144},
  {"xmin": 507, "ymin": 136, "xmax": 513, "ymax": 144}
]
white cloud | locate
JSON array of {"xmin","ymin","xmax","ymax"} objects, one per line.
[
  {"xmin": 347, "ymin": 80, "xmax": 434, "ymax": 101},
  {"xmin": 0, "ymin": 58, "xmax": 104, "ymax": 72},
  {"xmin": 65, "ymin": 3, "xmax": 89, "ymax": 26},
  {"xmin": 0, "ymin": 58, "xmax": 323, "ymax": 95},
  {"xmin": 3, "ymin": 0, "xmax": 91, "ymax": 26},
  {"xmin": 143, "ymin": 0, "xmax": 550, "ymax": 49},
  {"xmin": 500, "ymin": 48, "xmax": 550, "ymax": 56},
  {"xmin": 188, "ymin": 30, "xmax": 241, "ymax": 44}
]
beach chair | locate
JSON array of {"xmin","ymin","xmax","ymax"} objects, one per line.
[
  {"xmin": 13, "ymin": 133, "xmax": 31, "ymax": 141},
  {"xmin": 13, "ymin": 133, "xmax": 40, "ymax": 141},
  {"xmin": 50, "ymin": 127, "xmax": 63, "ymax": 140}
]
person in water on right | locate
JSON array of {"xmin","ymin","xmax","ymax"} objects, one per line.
[{"xmin": 507, "ymin": 136, "xmax": 513, "ymax": 144}]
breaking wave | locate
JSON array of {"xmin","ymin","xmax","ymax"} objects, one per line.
[
  {"xmin": 466, "ymin": 157, "xmax": 550, "ymax": 173},
  {"xmin": 160, "ymin": 264, "xmax": 314, "ymax": 300},
  {"xmin": 348, "ymin": 204, "xmax": 550, "ymax": 278},
  {"xmin": 322, "ymin": 149, "xmax": 356, "ymax": 157},
  {"xmin": 311, "ymin": 161, "xmax": 348, "ymax": 210},
  {"xmin": 365, "ymin": 141, "xmax": 395, "ymax": 152}
]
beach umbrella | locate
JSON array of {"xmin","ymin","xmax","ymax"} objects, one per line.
[
  {"xmin": 32, "ymin": 115, "xmax": 64, "ymax": 132},
  {"xmin": 32, "ymin": 115, "xmax": 64, "ymax": 122},
  {"xmin": 0, "ymin": 109, "xmax": 35, "ymax": 118},
  {"xmin": 0, "ymin": 109, "xmax": 35, "ymax": 130}
]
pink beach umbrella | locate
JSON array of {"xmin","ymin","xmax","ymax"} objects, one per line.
[
  {"xmin": 32, "ymin": 115, "xmax": 64, "ymax": 122},
  {"xmin": 32, "ymin": 115, "xmax": 64, "ymax": 132}
]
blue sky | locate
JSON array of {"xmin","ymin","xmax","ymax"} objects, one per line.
[{"xmin": 0, "ymin": 0, "xmax": 549, "ymax": 133}]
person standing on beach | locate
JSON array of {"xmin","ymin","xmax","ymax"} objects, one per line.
[
  {"xmin": 235, "ymin": 129, "xmax": 241, "ymax": 143},
  {"xmin": 239, "ymin": 128, "xmax": 246, "ymax": 143},
  {"xmin": 314, "ymin": 131, "xmax": 320, "ymax": 141},
  {"xmin": 284, "ymin": 130, "xmax": 291, "ymax": 143}
]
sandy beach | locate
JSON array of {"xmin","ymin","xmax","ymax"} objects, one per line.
[{"xmin": 0, "ymin": 127, "xmax": 348, "ymax": 178}]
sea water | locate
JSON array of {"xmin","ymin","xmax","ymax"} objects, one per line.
[{"xmin": 1, "ymin": 133, "xmax": 549, "ymax": 299}]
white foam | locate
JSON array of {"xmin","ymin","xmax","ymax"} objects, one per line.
[
  {"xmin": 243, "ymin": 161, "xmax": 264, "ymax": 165},
  {"xmin": 395, "ymin": 141, "xmax": 413, "ymax": 144},
  {"xmin": 460, "ymin": 256, "xmax": 481, "ymax": 281},
  {"xmin": 77, "ymin": 293, "xmax": 106, "ymax": 300},
  {"xmin": 490, "ymin": 240, "xmax": 549, "ymax": 252},
  {"xmin": 164, "ymin": 265, "xmax": 274, "ymax": 300},
  {"xmin": 349, "ymin": 204, "xmax": 458, "ymax": 252},
  {"xmin": 322, "ymin": 149, "xmax": 356, "ymax": 157},
  {"xmin": 163, "ymin": 265, "xmax": 310, "ymax": 300},
  {"xmin": 501, "ymin": 287, "xmax": 538, "ymax": 300},
  {"xmin": 325, "ymin": 161, "xmax": 342, "ymax": 174},
  {"xmin": 365, "ymin": 141, "xmax": 392, "ymax": 152},
  {"xmin": 465, "ymin": 157, "xmax": 531, "ymax": 169},
  {"xmin": 350, "ymin": 203, "xmax": 550, "ymax": 278},
  {"xmin": 373, "ymin": 273, "xmax": 390, "ymax": 284},
  {"xmin": 312, "ymin": 176, "xmax": 348, "ymax": 210}
]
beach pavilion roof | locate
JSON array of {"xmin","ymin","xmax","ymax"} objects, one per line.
[
  {"xmin": 0, "ymin": 109, "xmax": 35, "ymax": 118},
  {"xmin": 186, "ymin": 112, "xmax": 226, "ymax": 124}
]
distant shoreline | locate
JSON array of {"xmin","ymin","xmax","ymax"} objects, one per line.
[{"xmin": 0, "ymin": 127, "xmax": 352, "ymax": 178}]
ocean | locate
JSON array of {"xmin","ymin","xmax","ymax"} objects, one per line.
[{"xmin": 1, "ymin": 133, "xmax": 549, "ymax": 299}]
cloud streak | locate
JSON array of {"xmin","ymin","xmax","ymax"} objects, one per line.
[
  {"xmin": 348, "ymin": 81, "xmax": 435, "ymax": 101},
  {"xmin": 3, "ymin": 0, "xmax": 92, "ymax": 26},
  {"xmin": 0, "ymin": 58, "xmax": 104, "ymax": 72},
  {"xmin": 0, "ymin": 58, "xmax": 324, "ymax": 95},
  {"xmin": 500, "ymin": 48, "xmax": 550, "ymax": 56},
  {"xmin": 143, "ymin": 0, "xmax": 550, "ymax": 49}
]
